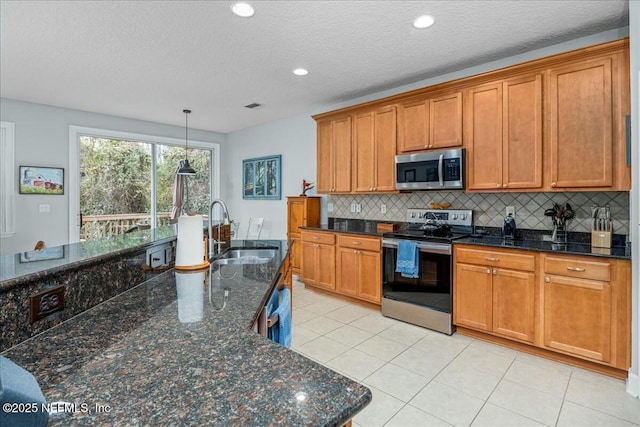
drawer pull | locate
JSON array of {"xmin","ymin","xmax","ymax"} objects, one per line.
[
  {"xmin": 493, "ymin": 269, "xmax": 498, "ymax": 275},
  {"xmin": 486, "ymin": 269, "xmax": 491, "ymax": 274},
  {"xmin": 566, "ymin": 267, "xmax": 586, "ymax": 272},
  {"xmin": 485, "ymin": 257, "xmax": 500, "ymax": 262},
  {"xmin": 545, "ymin": 277, "xmax": 551, "ymax": 283},
  {"xmin": 352, "ymin": 241, "xmax": 362, "ymax": 245},
  {"xmin": 312, "ymin": 236, "xmax": 319, "ymax": 240}
]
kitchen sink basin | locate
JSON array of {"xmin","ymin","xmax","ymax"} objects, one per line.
[{"xmin": 212, "ymin": 248, "xmax": 278, "ymax": 265}]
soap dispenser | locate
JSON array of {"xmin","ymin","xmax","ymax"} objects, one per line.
[{"xmin": 503, "ymin": 213, "xmax": 516, "ymax": 240}]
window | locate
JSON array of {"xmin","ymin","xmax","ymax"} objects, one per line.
[
  {"xmin": 0, "ymin": 121, "xmax": 15, "ymax": 238},
  {"xmin": 69, "ymin": 126, "xmax": 220, "ymax": 242}
]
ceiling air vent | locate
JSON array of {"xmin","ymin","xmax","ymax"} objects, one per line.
[{"xmin": 244, "ymin": 102, "xmax": 262, "ymax": 109}]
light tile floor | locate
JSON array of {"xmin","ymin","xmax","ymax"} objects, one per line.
[{"xmin": 290, "ymin": 278, "xmax": 640, "ymax": 427}]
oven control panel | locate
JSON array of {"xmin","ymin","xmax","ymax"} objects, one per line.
[{"xmin": 406, "ymin": 209, "xmax": 473, "ymax": 227}]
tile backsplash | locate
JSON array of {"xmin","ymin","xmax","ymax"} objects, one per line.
[{"xmin": 327, "ymin": 191, "xmax": 630, "ymax": 236}]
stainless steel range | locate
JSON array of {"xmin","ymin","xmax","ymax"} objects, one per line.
[{"xmin": 381, "ymin": 209, "xmax": 473, "ymax": 335}]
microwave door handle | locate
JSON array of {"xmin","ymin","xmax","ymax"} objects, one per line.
[{"xmin": 438, "ymin": 154, "xmax": 444, "ymax": 186}]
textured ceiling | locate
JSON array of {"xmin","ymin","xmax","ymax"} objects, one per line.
[{"xmin": 0, "ymin": 0, "xmax": 629, "ymax": 133}]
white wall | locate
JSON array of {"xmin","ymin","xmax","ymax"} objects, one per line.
[
  {"xmin": 222, "ymin": 113, "xmax": 319, "ymax": 239},
  {"xmin": 0, "ymin": 98, "xmax": 225, "ymax": 255}
]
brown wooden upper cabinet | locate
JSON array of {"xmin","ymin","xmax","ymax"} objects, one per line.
[
  {"xmin": 465, "ymin": 74, "xmax": 543, "ymax": 191},
  {"xmin": 397, "ymin": 91, "xmax": 463, "ymax": 153},
  {"xmin": 353, "ymin": 106, "xmax": 397, "ymax": 193},
  {"xmin": 546, "ymin": 53, "xmax": 629, "ymax": 191},
  {"xmin": 316, "ymin": 116, "xmax": 352, "ymax": 193}
]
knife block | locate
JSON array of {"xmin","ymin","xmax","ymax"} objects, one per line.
[{"xmin": 591, "ymin": 230, "xmax": 612, "ymax": 248}]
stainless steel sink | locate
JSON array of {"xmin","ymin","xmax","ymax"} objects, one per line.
[{"xmin": 212, "ymin": 248, "xmax": 277, "ymax": 265}]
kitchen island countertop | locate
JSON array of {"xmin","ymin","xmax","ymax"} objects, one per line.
[{"xmin": 1, "ymin": 240, "xmax": 371, "ymax": 426}]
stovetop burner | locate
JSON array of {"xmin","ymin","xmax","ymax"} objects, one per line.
[{"xmin": 383, "ymin": 208, "xmax": 473, "ymax": 243}]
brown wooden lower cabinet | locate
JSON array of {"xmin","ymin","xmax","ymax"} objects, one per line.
[
  {"xmin": 454, "ymin": 247, "xmax": 535, "ymax": 343},
  {"xmin": 454, "ymin": 245, "xmax": 630, "ymax": 375},
  {"xmin": 301, "ymin": 230, "xmax": 382, "ymax": 305},
  {"xmin": 301, "ymin": 231, "xmax": 336, "ymax": 291},
  {"xmin": 336, "ymin": 235, "xmax": 382, "ymax": 304}
]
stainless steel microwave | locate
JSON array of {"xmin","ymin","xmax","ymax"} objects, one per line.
[{"xmin": 395, "ymin": 148, "xmax": 465, "ymax": 190}]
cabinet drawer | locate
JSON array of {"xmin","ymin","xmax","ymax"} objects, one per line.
[
  {"xmin": 302, "ymin": 231, "xmax": 335, "ymax": 245},
  {"xmin": 455, "ymin": 248, "xmax": 535, "ymax": 272},
  {"xmin": 544, "ymin": 256, "xmax": 610, "ymax": 282},
  {"xmin": 338, "ymin": 235, "xmax": 380, "ymax": 251}
]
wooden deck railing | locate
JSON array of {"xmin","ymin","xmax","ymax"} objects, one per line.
[{"xmin": 80, "ymin": 213, "xmax": 174, "ymax": 240}]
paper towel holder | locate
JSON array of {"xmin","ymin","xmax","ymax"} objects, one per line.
[{"xmin": 174, "ymin": 237, "xmax": 210, "ymax": 271}]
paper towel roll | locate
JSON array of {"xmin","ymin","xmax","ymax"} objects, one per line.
[
  {"xmin": 175, "ymin": 270, "xmax": 205, "ymax": 323},
  {"xmin": 175, "ymin": 214, "xmax": 205, "ymax": 268}
]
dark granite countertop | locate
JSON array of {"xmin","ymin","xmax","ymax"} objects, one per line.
[
  {"xmin": 301, "ymin": 218, "xmax": 399, "ymax": 238},
  {"xmin": 1, "ymin": 240, "xmax": 371, "ymax": 426},
  {"xmin": 455, "ymin": 236, "xmax": 631, "ymax": 260},
  {"xmin": 0, "ymin": 226, "xmax": 179, "ymax": 291},
  {"xmin": 302, "ymin": 220, "xmax": 631, "ymax": 260},
  {"xmin": 0, "ymin": 221, "xmax": 232, "ymax": 292}
]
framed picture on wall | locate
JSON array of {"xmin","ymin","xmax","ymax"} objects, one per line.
[
  {"xmin": 18, "ymin": 166, "xmax": 64, "ymax": 195},
  {"xmin": 242, "ymin": 155, "xmax": 281, "ymax": 200}
]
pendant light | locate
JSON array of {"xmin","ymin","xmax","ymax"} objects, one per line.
[{"xmin": 177, "ymin": 109, "xmax": 197, "ymax": 176}]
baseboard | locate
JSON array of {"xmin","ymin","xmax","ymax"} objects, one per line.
[{"xmin": 627, "ymin": 370, "xmax": 640, "ymax": 398}]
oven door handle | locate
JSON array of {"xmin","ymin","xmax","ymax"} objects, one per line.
[
  {"xmin": 382, "ymin": 238, "xmax": 451, "ymax": 255},
  {"xmin": 438, "ymin": 154, "xmax": 444, "ymax": 187}
]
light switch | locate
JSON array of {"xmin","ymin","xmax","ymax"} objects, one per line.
[
  {"xmin": 350, "ymin": 203, "xmax": 356, "ymax": 213},
  {"xmin": 39, "ymin": 204, "xmax": 50, "ymax": 213},
  {"xmin": 381, "ymin": 204, "xmax": 387, "ymax": 214},
  {"xmin": 356, "ymin": 203, "xmax": 362, "ymax": 213}
]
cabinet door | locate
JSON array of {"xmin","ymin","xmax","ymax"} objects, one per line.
[
  {"xmin": 465, "ymin": 83, "xmax": 503, "ymax": 190},
  {"xmin": 316, "ymin": 244, "xmax": 336, "ymax": 290},
  {"xmin": 543, "ymin": 275, "xmax": 611, "ymax": 362},
  {"xmin": 374, "ymin": 106, "xmax": 397, "ymax": 191},
  {"xmin": 337, "ymin": 247, "xmax": 359, "ymax": 296},
  {"xmin": 548, "ymin": 58, "xmax": 613, "ymax": 189},
  {"xmin": 492, "ymin": 268, "xmax": 535, "ymax": 342},
  {"xmin": 290, "ymin": 237, "xmax": 301, "ymax": 272},
  {"xmin": 430, "ymin": 92, "xmax": 463, "ymax": 149},
  {"xmin": 300, "ymin": 242, "xmax": 318, "ymax": 285},
  {"xmin": 353, "ymin": 111, "xmax": 375, "ymax": 192},
  {"xmin": 316, "ymin": 120, "xmax": 333, "ymax": 193},
  {"xmin": 503, "ymin": 74, "xmax": 543, "ymax": 189},
  {"xmin": 358, "ymin": 250, "xmax": 381, "ymax": 303},
  {"xmin": 287, "ymin": 198, "xmax": 306, "ymax": 235},
  {"xmin": 333, "ymin": 116, "xmax": 352, "ymax": 192},
  {"xmin": 397, "ymin": 98, "xmax": 429, "ymax": 152},
  {"xmin": 454, "ymin": 263, "xmax": 492, "ymax": 331}
]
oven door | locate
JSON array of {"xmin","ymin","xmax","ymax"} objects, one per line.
[{"xmin": 382, "ymin": 239, "xmax": 452, "ymax": 313}]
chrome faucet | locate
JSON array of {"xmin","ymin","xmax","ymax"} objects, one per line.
[{"xmin": 208, "ymin": 199, "xmax": 231, "ymax": 255}]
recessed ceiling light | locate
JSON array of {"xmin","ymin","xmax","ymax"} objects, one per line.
[
  {"xmin": 293, "ymin": 68, "xmax": 308, "ymax": 76},
  {"xmin": 413, "ymin": 15, "xmax": 435, "ymax": 29},
  {"xmin": 231, "ymin": 2, "xmax": 255, "ymax": 18}
]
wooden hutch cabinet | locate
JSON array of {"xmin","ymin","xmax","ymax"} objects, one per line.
[{"xmin": 287, "ymin": 196, "xmax": 321, "ymax": 275}]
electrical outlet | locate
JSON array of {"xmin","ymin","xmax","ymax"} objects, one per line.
[
  {"xmin": 350, "ymin": 203, "xmax": 356, "ymax": 213},
  {"xmin": 381, "ymin": 204, "xmax": 387, "ymax": 214},
  {"xmin": 356, "ymin": 203, "xmax": 362, "ymax": 213},
  {"xmin": 505, "ymin": 206, "xmax": 515, "ymax": 217},
  {"xmin": 327, "ymin": 203, "xmax": 334, "ymax": 213},
  {"xmin": 39, "ymin": 204, "xmax": 50, "ymax": 213}
]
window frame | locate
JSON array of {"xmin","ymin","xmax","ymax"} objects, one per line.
[
  {"xmin": 68, "ymin": 126, "xmax": 220, "ymax": 243},
  {"xmin": 0, "ymin": 121, "xmax": 16, "ymax": 238}
]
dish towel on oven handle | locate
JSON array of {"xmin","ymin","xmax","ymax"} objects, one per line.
[{"xmin": 396, "ymin": 241, "xmax": 419, "ymax": 278}]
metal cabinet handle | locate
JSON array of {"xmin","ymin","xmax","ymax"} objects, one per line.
[
  {"xmin": 486, "ymin": 269, "xmax": 491, "ymax": 274},
  {"xmin": 496, "ymin": 184, "xmax": 501, "ymax": 188},
  {"xmin": 312, "ymin": 236, "xmax": 319, "ymax": 240},
  {"xmin": 493, "ymin": 269, "xmax": 498, "ymax": 275},
  {"xmin": 551, "ymin": 182, "xmax": 557, "ymax": 188},
  {"xmin": 485, "ymin": 257, "xmax": 500, "ymax": 262},
  {"xmin": 352, "ymin": 241, "xmax": 362, "ymax": 245},
  {"xmin": 566, "ymin": 267, "xmax": 586, "ymax": 272},
  {"xmin": 545, "ymin": 277, "xmax": 551, "ymax": 283}
]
